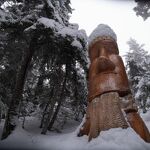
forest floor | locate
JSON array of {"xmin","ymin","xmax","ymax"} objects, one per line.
[{"xmin": 0, "ymin": 111, "xmax": 150, "ymax": 150}]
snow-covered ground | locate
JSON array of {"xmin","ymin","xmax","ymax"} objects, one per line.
[{"xmin": 0, "ymin": 111, "xmax": 150, "ymax": 150}]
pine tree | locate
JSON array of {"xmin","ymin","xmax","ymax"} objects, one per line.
[
  {"xmin": 134, "ymin": 0, "xmax": 150, "ymax": 20},
  {"xmin": 125, "ymin": 38, "xmax": 150, "ymax": 113},
  {"xmin": 0, "ymin": 0, "xmax": 88, "ymax": 139}
]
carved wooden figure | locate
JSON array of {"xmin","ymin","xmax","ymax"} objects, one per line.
[{"xmin": 78, "ymin": 25, "xmax": 150, "ymax": 142}]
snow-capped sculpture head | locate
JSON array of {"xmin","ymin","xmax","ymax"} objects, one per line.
[
  {"xmin": 88, "ymin": 24, "xmax": 117, "ymax": 47},
  {"xmin": 88, "ymin": 24, "xmax": 131, "ymax": 102},
  {"xmin": 88, "ymin": 24, "xmax": 119, "ymax": 63}
]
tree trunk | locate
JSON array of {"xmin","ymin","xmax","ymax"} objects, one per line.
[
  {"xmin": 41, "ymin": 66, "xmax": 67, "ymax": 134},
  {"xmin": 1, "ymin": 38, "xmax": 37, "ymax": 140},
  {"xmin": 48, "ymin": 67, "xmax": 68, "ymax": 131},
  {"xmin": 0, "ymin": 108, "xmax": 1, "ymax": 123},
  {"xmin": 34, "ymin": 56, "xmax": 48, "ymax": 100},
  {"xmin": 47, "ymin": 99, "xmax": 62, "ymax": 131},
  {"xmin": 41, "ymin": 99, "xmax": 56, "ymax": 134},
  {"xmin": 40, "ymin": 102, "xmax": 50, "ymax": 129},
  {"xmin": 40, "ymin": 87, "xmax": 54, "ymax": 128},
  {"xmin": 47, "ymin": 89, "xmax": 65, "ymax": 131}
]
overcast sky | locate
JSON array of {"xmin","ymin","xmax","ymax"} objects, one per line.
[{"xmin": 69, "ymin": 0, "xmax": 150, "ymax": 57}]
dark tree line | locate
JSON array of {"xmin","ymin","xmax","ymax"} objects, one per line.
[
  {"xmin": 134, "ymin": 0, "xmax": 150, "ymax": 20},
  {"xmin": 0, "ymin": 0, "xmax": 88, "ymax": 139}
]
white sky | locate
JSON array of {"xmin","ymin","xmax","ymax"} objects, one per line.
[{"xmin": 69, "ymin": 0, "xmax": 150, "ymax": 57}]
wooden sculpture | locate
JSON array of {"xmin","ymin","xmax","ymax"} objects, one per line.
[{"xmin": 78, "ymin": 24, "xmax": 150, "ymax": 142}]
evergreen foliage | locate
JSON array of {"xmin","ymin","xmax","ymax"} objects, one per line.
[
  {"xmin": 125, "ymin": 38, "xmax": 150, "ymax": 113},
  {"xmin": 0, "ymin": 0, "xmax": 88, "ymax": 139},
  {"xmin": 134, "ymin": 0, "xmax": 150, "ymax": 20}
]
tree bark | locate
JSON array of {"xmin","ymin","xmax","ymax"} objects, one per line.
[
  {"xmin": 34, "ymin": 56, "xmax": 48, "ymax": 99},
  {"xmin": 47, "ymin": 98, "xmax": 62, "ymax": 131},
  {"xmin": 40, "ymin": 87, "xmax": 54, "ymax": 128},
  {"xmin": 1, "ymin": 37, "xmax": 37, "ymax": 140},
  {"xmin": 48, "ymin": 65, "xmax": 68, "ymax": 131},
  {"xmin": 0, "ymin": 108, "xmax": 1, "ymax": 123},
  {"xmin": 40, "ymin": 102, "xmax": 49, "ymax": 129},
  {"xmin": 41, "ymin": 66, "xmax": 67, "ymax": 134},
  {"xmin": 41, "ymin": 99, "xmax": 56, "ymax": 134}
]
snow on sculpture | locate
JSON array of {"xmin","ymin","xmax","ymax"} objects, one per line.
[{"xmin": 78, "ymin": 24, "xmax": 150, "ymax": 142}]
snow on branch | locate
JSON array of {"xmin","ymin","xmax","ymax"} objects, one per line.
[
  {"xmin": 0, "ymin": 9, "xmax": 12, "ymax": 23},
  {"xmin": 25, "ymin": 17, "xmax": 87, "ymax": 50}
]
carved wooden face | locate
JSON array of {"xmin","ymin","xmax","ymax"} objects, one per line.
[{"xmin": 88, "ymin": 38, "xmax": 130, "ymax": 101}]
